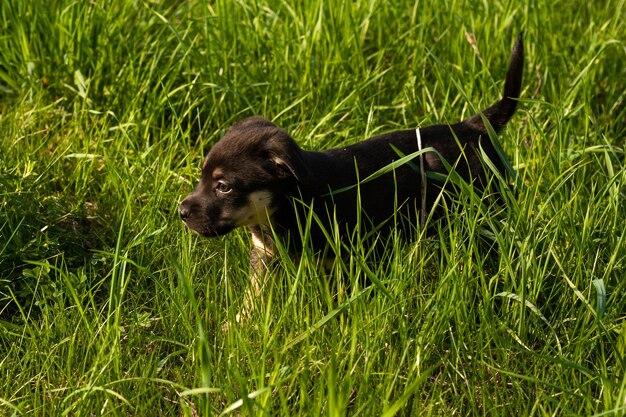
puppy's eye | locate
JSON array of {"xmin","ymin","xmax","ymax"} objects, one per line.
[{"xmin": 215, "ymin": 181, "xmax": 231, "ymax": 194}]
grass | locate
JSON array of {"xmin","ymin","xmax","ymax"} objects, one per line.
[{"xmin": 1, "ymin": 0, "xmax": 626, "ymax": 415}]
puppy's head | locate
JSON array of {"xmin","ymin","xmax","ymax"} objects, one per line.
[{"xmin": 179, "ymin": 116, "xmax": 309, "ymax": 237}]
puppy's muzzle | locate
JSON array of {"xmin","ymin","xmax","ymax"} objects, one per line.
[{"xmin": 178, "ymin": 199, "xmax": 192, "ymax": 222}]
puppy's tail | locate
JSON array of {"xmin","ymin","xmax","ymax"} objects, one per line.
[{"xmin": 468, "ymin": 33, "xmax": 524, "ymax": 132}]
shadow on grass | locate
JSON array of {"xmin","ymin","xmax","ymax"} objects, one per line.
[{"xmin": 0, "ymin": 171, "xmax": 112, "ymax": 320}]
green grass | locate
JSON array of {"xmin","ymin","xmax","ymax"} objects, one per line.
[{"xmin": 1, "ymin": 0, "xmax": 626, "ymax": 415}]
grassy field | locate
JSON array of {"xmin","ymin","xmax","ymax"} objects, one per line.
[{"xmin": 1, "ymin": 0, "xmax": 625, "ymax": 415}]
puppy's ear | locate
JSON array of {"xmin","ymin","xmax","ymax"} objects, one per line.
[{"xmin": 265, "ymin": 130, "xmax": 311, "ymax": 184}]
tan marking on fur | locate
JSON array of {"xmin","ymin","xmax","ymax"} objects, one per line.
[
  {"xmin": 272, "ymin": 156, "xmax": 287, "ymax": 167},
  {"xmin": 212, "ymin": 167, "xmax": 223, "ymax": 179},
  {"xmin": 231, "ymin": 190, "xmax": 274, "ymax": 227},
  {"xmin": 235, "ymin": 226, "xmax": 275, "ymax": 325},
  {"xmin": 251, "ymin": 231, "xmax": 274, "ymax": 258}
]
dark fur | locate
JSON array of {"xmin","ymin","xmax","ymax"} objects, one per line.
[{"xmin": 180, "ymin": 35, "xmax": 523, "ymax": 316}]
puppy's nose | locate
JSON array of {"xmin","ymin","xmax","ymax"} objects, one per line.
[{"xmin": 179, "ymin": 201, "xmax": 191, "ymax": 221}]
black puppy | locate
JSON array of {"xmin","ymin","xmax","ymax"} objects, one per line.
[{"xmin": 180, "ymin": 35, "xmax": 523, "ymax": 319}]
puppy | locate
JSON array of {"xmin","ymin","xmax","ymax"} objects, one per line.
[{"xmin": 180, "ymin": 35, "xmax": 524, "ymax": 320}]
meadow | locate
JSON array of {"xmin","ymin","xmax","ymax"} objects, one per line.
[{"xmin": 1, "ymin": 0, "xmax": 625, "ymax": 415}]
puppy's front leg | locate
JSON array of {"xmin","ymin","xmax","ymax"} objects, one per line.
[{"xmin": 236, "ymin": 225, "xmax": 275, "ymax": 323}]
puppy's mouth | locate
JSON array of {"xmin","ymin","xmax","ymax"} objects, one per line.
[
  {"xmin": 180, "ymin": 213, "xmax": 235, "ymax": 237},
  {"xmin": 198, "ymin": 224, "xmax": 234, "ymax": 237}
]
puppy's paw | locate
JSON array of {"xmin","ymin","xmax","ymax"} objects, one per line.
[{"xmin": 220, "ymin": 306, "xmax": 252, "ymax": 332}]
